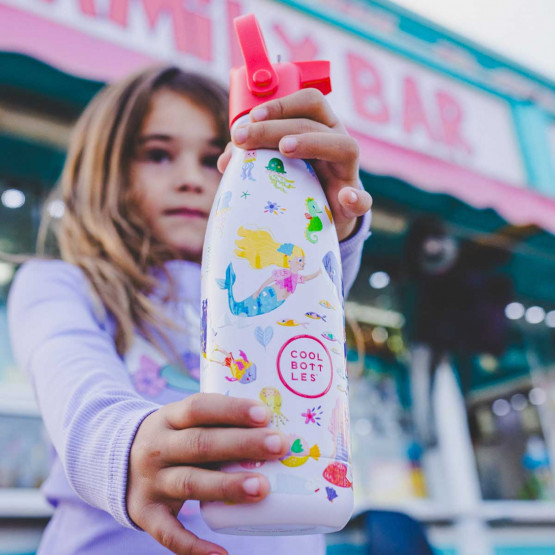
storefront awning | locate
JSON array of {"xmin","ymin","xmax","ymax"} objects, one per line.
[{"xmin": 352, "ymin": 130, "xmax": 555, "ymax": 237}]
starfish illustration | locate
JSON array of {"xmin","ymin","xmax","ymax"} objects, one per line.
[{"xmin": 241, "ymin": 191, "xmax": 250, "ymax": 199}]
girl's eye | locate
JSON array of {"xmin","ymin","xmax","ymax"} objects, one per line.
[
  {"xmin": 202, "ymin": 155, "xmax": 220, "ymax": 169},
  {"xmin": 145, "ymin": 148, "xmax": 172, "ymax": 163}
]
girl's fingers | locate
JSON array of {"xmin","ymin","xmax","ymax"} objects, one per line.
[
  {"xmin": 337, "ymin": 187, "xmax": 373, "ymax": 222},
  {"xmin": 163, "ymin": 426, "xmax": 288, "ymax": 465},
  {"xmin": 278, "ymin": 132, "xmax": 359, "ymax": 169},
  {"xmin": 250, "ymin": 88, "xmax": 340, "ymax": 129},
  {"xmin": 233, "ymin": 118, "xmax": 329, "ymax": 150},
  {"xmin": 332, "ymin": 187, "xmax": 373, "ymax": 241},
  {"xmin": 157, "ymin": 466, "xmax": 270, "ymax": 504},
  {"xmin": 143, "ymin": 505, "xmax": 227, "ymax": 555},
  {"xmin": 164, "ymin": 393, "xmax": 271, "ymax": 430},
  {"xmin": 217, "ymin": 142, "xmax": 232, "ymax": 173}
]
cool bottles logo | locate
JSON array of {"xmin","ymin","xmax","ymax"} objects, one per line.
[{"xmin": 277, "ymin": 335, "xmax": 333, "ymax": 398}]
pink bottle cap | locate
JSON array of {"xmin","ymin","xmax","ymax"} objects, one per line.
[{"xmin": 229, "ymin": 14, "xmax": 331, "ymax": 127}]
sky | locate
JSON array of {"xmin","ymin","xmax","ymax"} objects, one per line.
[{"xmin": 392, "ymin": 0, "xmax": 555, "ymax": 82}]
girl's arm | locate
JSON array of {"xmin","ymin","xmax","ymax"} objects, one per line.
[
  {"xmin": 8, "ymin": 259, "xmax": 160, "ymax": 529},
  {"xmin": 8, "ymin": 259, "xmax": 288, "ymax": 555},
  {"xmin": 339, "ymin": 204, "xmax": 371, "ymax": 297}
]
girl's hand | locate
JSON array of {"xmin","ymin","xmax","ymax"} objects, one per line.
[
  {"xmin": 217, "ymin": 88, "xmax": 373, "ymax": 241},
  {"xmin": 127, "ymin": 393, "xmax": 287, "ymax": 555}
]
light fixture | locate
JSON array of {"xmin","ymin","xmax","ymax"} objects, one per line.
[
  {"xmin": 1, "ymin": 188, "xmax": 25, "ymax": 209},
  {"xmin": 371, "ymin": 326, "xmax": 388, "ymax": 344},
  {"xmin": 525, "ymin": 306, "xmax": 545, "ymax": 325},
  {"xmin": 492, "ymin": 398, "xmax": 510, "ymax": 417},
  {"xmin": 529, "ymin": 388, "xmax": 547, "ymax": 406},
  {"xmin": 0, "ymin": 262, "xmax": 14, "ymax": 285},
  {"xmin": 546, "ymin": 311, "xmax": 555, "ymax": 328},
  {"xmin": 505, "ymin": 302, "xmax": 524, "ymax": 320},
  {"xmin": 354, "ymin": 418, "xmax": 372, "ymax": 436},
  {"xmin": 47, "ymin": 199, "xmax": 65, "ymax": 218},
  {"xmin": 510, "ymin": 393, "xmax": 527, "ymax": 411},
  {"xmin": 369, "ymin": 271, "xmax": 390, "ymax": 289}
]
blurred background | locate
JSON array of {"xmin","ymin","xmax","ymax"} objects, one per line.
[{"xmin": 1, "ymin": 1, "xmax": 555, "ymax": 554}]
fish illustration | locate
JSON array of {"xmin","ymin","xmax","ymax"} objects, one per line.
[
  {"xmin": 305, "ymin": 311, "xmax": 327, "ymax": 322},
  {"xmin": 277, "ymin": 319, "xmax": 309, "ymax": 328},
  {"xmin": 323, "ymin": 462, "xmax": 352, "ymax": 488},
  {"xmin": 319, "ymin": 300, "xmax": 335, "ymax": 310},
  {"xmin": 210, "ymin": 348, "xmax": 257, "ymax": 384},
  {"xmin": 280, "ymin": 437, "xmax": 321, "ymax": 468},
  {"xmin": 321, "ymin": 332, "xmax": 340, "ymax": 343}
]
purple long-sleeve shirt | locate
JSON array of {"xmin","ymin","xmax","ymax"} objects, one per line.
[{"xmin": 7, "ymin": 214, "xmax": 370, "ymax": 555}]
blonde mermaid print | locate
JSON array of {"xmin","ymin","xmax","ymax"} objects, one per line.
[{"xmin": 217, "ymin": 227, "xmax": 321, "ymax": 317}]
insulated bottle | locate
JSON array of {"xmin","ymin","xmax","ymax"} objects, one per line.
[{"xmin": 200, "ymin": 13, "xmax": 353, "ymax": 535}]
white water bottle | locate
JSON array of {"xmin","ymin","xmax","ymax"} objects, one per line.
[{"xmin": 200, "ymin": 13, "xmax": 353, "ymax": 535}]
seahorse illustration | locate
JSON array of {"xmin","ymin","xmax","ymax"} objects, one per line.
[{"xmin": 305, "ymin": 197, "xmax": 323, "ymax": 244}]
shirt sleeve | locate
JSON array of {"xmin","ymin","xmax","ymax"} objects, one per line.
[
  {"xmin": 7, "ymin": 259, "xmax": 159, "ymax": 530},
  {"xmin": 339, "ymin": 196, "xmax": 372, "ymax": 298}
]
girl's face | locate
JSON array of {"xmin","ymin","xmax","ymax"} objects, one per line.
[{"xmin": 130, "ymin": 89, "xmax": 224, "ymax": 262}]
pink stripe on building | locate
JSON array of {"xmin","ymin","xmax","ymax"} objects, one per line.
[{"xmin": 0, "ymin": 4, "xmax": 155, "ymax": 82}]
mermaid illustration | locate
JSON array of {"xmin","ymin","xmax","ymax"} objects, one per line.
[{"xmin": 217, "ymin": 227, "xmax": 321, "ymax": 317}]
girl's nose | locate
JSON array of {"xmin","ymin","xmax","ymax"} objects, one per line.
[{"xmin": 175, "ymin": 157, "xmax": 204, "ymax": 194}]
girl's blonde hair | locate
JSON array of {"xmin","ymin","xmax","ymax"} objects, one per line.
[
  {"xmin": 47, "ymin": 66, "xmax": 229, "ymax": 355},
  {"xmin": 234, "ymin": 227, "xmax": 304, "ymax": 269}
]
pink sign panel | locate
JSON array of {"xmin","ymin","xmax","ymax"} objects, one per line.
[{"xmin": 1, "ymin": 0, "xmax": 554, "ymax": 235}]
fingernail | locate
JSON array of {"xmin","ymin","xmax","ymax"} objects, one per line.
[
  {"xmin": 249, "ymin": 405, "xmax": 269, "ymax": 424},
  {"xmin": 280, "ymin": 137, "xmax": 297, "ymax": 153},
  {"xmin": 251, "ymin": 107, "xmax": 268, "ymax": 121},
  {"xmin": 242, "ymin": 477, "xmax": 261, "ymax": 496},
  {"xmin": 264, "ymin": 434, "xmax": 283, "ymax": 454},
  {"xmin": 234, "ymin": 126, "xmax": 247, "ymax": 144}
]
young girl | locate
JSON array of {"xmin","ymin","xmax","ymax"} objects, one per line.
[{"xmin": 8, "ymin": 65, "xmax": 372, "ymax": 555}]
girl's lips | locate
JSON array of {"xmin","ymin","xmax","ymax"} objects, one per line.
[{"xmin": 164, "ymin": 207, "xmax": 206, "ymax": 218}]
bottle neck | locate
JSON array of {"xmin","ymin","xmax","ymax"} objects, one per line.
[{"xmin": 230, "ymin": 113, "xmax": 251, "ymax": 134}]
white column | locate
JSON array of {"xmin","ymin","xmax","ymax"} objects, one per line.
[{"xmin": 433, "ymin": 358, "xmax": 492, "ymax": 555}]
